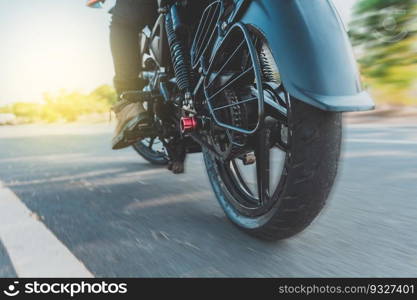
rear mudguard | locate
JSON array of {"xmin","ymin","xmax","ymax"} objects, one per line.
[{"xmin": 237, "ymin": 0, "xmax": 374, "ymax": 112}]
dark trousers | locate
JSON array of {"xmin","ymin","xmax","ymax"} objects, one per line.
[{"xmin": 110, "ymin": 0, "xmax": 158, "ymax": 96}]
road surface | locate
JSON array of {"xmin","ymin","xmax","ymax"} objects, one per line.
[{"xmin": 0, "ymin": 121, "xmax": 416, "ymax": 277}]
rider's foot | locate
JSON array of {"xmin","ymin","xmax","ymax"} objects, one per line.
[{"xmin": 111, "ymin": 93, "xmax": 151, "ymax": 150}]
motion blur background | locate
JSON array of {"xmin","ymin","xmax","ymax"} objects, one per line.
[
  {"xmin": 0, "ymin": 0, "xmax": 416, "ymax": 123},
  {"xmin": 0, "ymin": 0, "xmax": 416, "ymax": 278}
]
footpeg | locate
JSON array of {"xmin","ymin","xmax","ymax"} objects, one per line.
[{"xmin": 120, "ymin": 90, "xmax": 152, "ymax": 103}]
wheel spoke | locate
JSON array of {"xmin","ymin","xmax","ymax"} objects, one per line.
[
  {"xmin": 255, "ymin": 128, "xmax": 271, "ymax": 205},
  {"xmin": 275, "ymin": 125, "xmax": 289, "ymax": 152},
  {"xmin": 230, "ymin": 160, "xmax": 254, "ymax": 197}
]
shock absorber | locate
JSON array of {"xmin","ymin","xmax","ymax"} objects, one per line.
[
  {"xmin": 259, "ymin": 43, "xmax": 280, "ymax": 83},
  {"xmin": 260, "ymin": 50, "xmax": 275, "ymax": 82},
  {"xmin": 165, "ymin": 5, "xmax": 192, "ymax": 94}
]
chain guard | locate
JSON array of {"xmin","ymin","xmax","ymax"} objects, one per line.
[{"xmin": 210, "ymin": 88, "xmax": 251, "ymax": 160}]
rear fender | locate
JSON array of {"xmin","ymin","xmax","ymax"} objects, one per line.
[{"xmin": 237, "ymin": 0, "xmax": 374, "ymax": 112}]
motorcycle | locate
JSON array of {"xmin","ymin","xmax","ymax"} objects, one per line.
[{"xmin": 101, "ymin": 0, "xmax": 375, "ymax": 240}]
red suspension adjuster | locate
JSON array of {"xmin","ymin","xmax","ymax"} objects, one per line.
[{"xmin": 180, "ymin": 117, "xmax": 198, "ymax": 133}]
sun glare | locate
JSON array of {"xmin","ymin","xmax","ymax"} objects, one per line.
[
  {"xmin": 1, "ymin": 1, "xmax": 113, "ymax": 104},
  {"xmin": 1, "ymin": 0, "xmax": 353, "ymax": 105}
]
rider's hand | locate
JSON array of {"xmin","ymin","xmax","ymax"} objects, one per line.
[{"xmin": 86, "ymin": 0, "xmax": 105, "ymax": 8}]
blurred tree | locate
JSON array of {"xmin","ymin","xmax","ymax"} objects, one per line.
[
  {"xmin": 0, "ymin": 85, "xmax": 117, "ymax": 124},
  {"xmin": 89, "ymin": 84, "xmax": 117, "ymax": 105},
  {"xmin": 12, "ymin": 102, "xmax": 42, "ymax": 122},
  {"xmin": 349, "ymin": 0, "xmax": 417, "ymax": 104}
]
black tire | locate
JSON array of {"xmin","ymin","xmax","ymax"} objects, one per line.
[
  {"xmin": 132, "ymin": 138, "xmax": 169, "ymax": 165},
  {"xmin": 204, "ymin": 99, "xmax": 342, "ymax": 240}
]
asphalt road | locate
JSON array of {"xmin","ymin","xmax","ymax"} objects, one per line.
[{"xmin": 0, "ymin": 121, "xmax": 416, "ymax": 277}]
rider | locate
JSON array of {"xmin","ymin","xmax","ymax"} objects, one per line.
[{"xmin": 87, "ymin": 0, "xmax": 158, "ymax": 150}]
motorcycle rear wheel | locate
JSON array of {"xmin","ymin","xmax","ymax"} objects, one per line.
[
  {"xmin": 204, "ymin": 99, "xmax": 342, "ymax": 240},
  {"xmin": 202, "ymin": 26, "xmax": 342, "ymax": 240}
]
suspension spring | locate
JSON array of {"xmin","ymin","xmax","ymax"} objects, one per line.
[
  {"xmin": 165, "ymin": 11, "xmax": 192, "ymax": 93},
  {"xmin": 259, "ymin": 49, "xmax": 275, "ymax": 83}
]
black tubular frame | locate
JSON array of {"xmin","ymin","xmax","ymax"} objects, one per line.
[
  {"xmin": 203, "ymin": 23, "xmax": 265, "ymax": 135},
  {"xmin": 155, "ymin": 1, "xmax": 266, "ymax": 136}
]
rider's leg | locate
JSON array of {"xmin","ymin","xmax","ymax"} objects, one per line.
[{"xmin": 110, "ymin": 0, "xmax": 158, "ymax": 150}]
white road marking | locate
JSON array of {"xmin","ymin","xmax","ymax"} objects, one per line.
[
  {"xmin": 0, "ymin": 182, "xmax": 93, "ymax": 278},
  {"xmin": 348, "ymin": 123, "xmax": 417, "ymax": 129},
  {"xmin": 346, "ymin": 138, "xmax": 417, "ymax": 145}
]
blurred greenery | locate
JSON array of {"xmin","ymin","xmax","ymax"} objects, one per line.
[
  {"xmin": 2, "ymin": 1, "xmax": 417, "ymax": 124},
  {"xmin": 349, "ymin": 0, "xmax": 417, "ymax": 105},
  {"xmin": 0, "ymin": 85, "xmax": 116, "ymax": 123}
]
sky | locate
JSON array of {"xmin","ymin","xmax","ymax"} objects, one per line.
[{"xmin": 0, "ymin": 0, "xmax": 357, "ymax": 105}]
